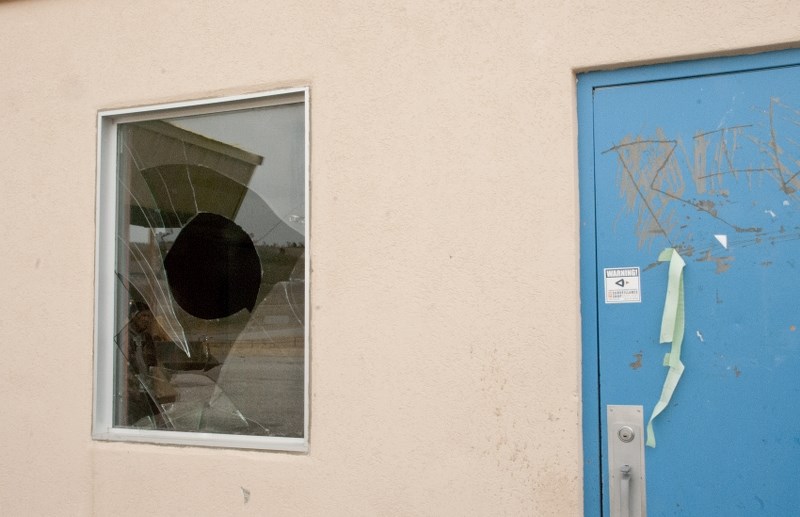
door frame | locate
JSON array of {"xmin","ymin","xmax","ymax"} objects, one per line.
[{"xmin": 577, "ymin": 46, "xmax": 800, "ymax": 516}]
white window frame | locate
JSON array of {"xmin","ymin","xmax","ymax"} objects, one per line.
[{"xmin": 93, "ymin": 87, "xmax": 310, "ymax": 451}]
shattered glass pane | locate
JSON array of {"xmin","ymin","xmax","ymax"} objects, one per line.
[{"xmin": 112, "ymin": 103, "xmax": 305, "ymax": 438}]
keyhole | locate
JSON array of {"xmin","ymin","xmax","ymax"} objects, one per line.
[{"xmin": 618, "ymin": 426, "xmax": 635, "ymax": 443}]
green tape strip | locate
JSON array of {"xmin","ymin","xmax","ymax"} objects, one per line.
[{"xmin": 646, "ymin": 248, "xmax": 686, "ymax": 448}]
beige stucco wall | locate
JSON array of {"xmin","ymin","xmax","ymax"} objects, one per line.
[{"xmin": 1, "ymin": 1, "xmax": 798, "ymax": 515}]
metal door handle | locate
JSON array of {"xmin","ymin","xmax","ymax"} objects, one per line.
[{"xmin": 620, "ymin": 465, "xmax": 631, "ymax": 517}]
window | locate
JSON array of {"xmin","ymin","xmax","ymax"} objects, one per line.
[{"xmin": 93, "ymin": 88, "xmax": 309, "ymax": 451}]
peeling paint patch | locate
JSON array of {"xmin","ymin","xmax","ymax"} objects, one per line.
[
  {"xmin": 696, "ymin": 330, "xmax": 704, "ymax": 342},
  {"xmin": 630, "ymin": 352, "xmax": 643, "ymax": 370},
  {"xmin": 697, "ymin": 250, "xmax": 733, "ymax": 273},
  {"xmin": 643, "ymin": 261, "xmax": 662, "ymax": 272},
  {"xmin": 714, "ymin": 234, "xmax": 728, "ymax": 249},
  {"xmin": 765, "ymin": 209, "xmax": 777, "ymax": 218},
  {"xmin": 697, "ymin": 200, "xmax": 718, "ymax": 216}
]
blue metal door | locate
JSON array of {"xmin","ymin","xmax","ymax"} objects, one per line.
[{"xmin": 580, "ymin": 50, "xmax": 800, "ymax": 516}]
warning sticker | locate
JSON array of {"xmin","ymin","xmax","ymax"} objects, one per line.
[{"xmin": 604, "ymin": 267, "xmax": 641, "ymax": 304}]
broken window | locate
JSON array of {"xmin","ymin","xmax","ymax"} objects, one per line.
[{"xmin": 93, "ymin": 89, "xmax": 308, "ymax": 450}]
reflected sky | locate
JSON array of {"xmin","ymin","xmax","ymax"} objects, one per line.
[{"xmin": 169, "ymin": 102, "xmax": 305, "ymax": 240}]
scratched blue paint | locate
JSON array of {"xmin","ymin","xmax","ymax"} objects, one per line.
[{"xmin": 580, "ymin": 48, "xmax": 800, "ymax": 516}]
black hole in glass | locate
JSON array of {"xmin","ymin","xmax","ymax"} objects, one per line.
[{"xmin": 164, "ymin": 212, "xmax": 261, "ymax": 320}]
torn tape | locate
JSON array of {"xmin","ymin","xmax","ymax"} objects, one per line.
[{"xmin": 646, "ymin": 247, "xmax": 686, "ymax": 448}]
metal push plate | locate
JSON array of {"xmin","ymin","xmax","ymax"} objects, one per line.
[{"xmin": 607, "ymin": 405, "xmax": 647, "ymax": 517}]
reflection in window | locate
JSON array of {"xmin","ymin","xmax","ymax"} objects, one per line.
[{"xmin": 101, "ymin": 94, "xmax": 307, "ymax": 444}]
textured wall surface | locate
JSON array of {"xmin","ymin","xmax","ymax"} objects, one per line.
[{"xmin": 1, "ymin": 1, "xmax": 799, "ymax": 515}]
